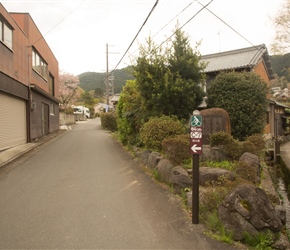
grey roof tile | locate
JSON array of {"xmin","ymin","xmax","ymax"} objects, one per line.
[{"xmin": 200, "ymin": 44, "xmax": 274, "ymax": 79}]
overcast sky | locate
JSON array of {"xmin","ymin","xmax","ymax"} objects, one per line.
[{"xmin": 1, "ymin": 0, "xmax": 286, "ymax": 76}]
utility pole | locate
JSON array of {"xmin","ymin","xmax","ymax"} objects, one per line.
[
  {"xmin": 106, "ymin": 43, "xmax": 109, "ymax": 112},
  {"xmin": 105, "ymin": 43, "xmax": 118, "ymax": 112}
]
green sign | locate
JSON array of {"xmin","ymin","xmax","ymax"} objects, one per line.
[{"xmin": 190, "ymin": 115, "xmax": 202, "ymax": 127}]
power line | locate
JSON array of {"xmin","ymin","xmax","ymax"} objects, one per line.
[
  {"xmin": 110, "ymin": 0, "xmax": 159, "ymax": 75},
  {"xmin": 152, "ymin": 0, "xmax": 195, "ymax": 38},
  {"xmin": 196, "ymin": 0, "xmax": 255, "ymax": 47},
  {"xmin": 156, "ymin": 0, "xmax": 213, "ymax": 50},
  {"xmin": 33, "ymin": 0, "xmax": 86, "ymax": 45}
]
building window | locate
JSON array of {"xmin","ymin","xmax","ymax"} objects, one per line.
[
  {"xmin": 50, "ymin": 102, "xmax": 55, "ymax": 115},
  {"xmin": 0, "ymin": 15, "xmax": 13, "ymax": 49},
  {"xmin": 32, "ymin": 48, "xmax": 48, "ymax": 80},
  {"xmin": 49, "ymin": 74, "xmax": 54, "ymax": 96}
]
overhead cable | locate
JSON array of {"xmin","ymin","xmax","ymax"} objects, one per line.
[
  {"xmin": 156, "ymin": 0, "xmax": 213, "ymax": 50},
  {"xmin": 196, "ymin": 0, "xmax": 255, "ymax": 47},
  {"xmin": 33, "ymin": 0, "xmax": 86, "ymax": 45},
  {"xmin": 110, "ymin": 0, "xmax": 159, "ymax": 75},
  {"xmin": 152, "ymin": 0, "xmax": 195, "ymax": 38}
]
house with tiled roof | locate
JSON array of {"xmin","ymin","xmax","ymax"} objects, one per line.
[
  {"xmin": 199, "ymin": 44, "xmax": 289, "ymax": 138},
  {"xmin": 200, "ymin": 44, "xmax": 274, "ymax": 90}
]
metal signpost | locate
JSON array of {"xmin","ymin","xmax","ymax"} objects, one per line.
[{"xmin": 190, "ymin": 110, "xmax": 202, "ymax": 224}]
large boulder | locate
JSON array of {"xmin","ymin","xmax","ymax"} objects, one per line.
[
  {"xmin": 200, "ymin": 108, "xmax": 231, "ymax": 145},
  {"xmin": 157, "ymin": 159, "xmax": 174, "ymax": 184},
  {"xmin": 238, "ymin": 152, "xmax": 261, "ymax": 184},
  {"xmin": 147, "ymin": 152, "xmax": 162, "ymax": 169},
  {"xmin": 201, "ymin": 145, "xmax": 227, "ymax": 161},
  {"xmin": 169, "ymin": 166, "xmax": 192, "ymax": 194},
  {"xmin": 140, "ymin": 149, "xmax": 152, "ymax": 165},
  {"xmin": 217, "ymin": 184, "xmax": 284, "ymax": 241},
  {"xmin": 199, "ymin": 167, "xmax": 235, "ymax": 186}
]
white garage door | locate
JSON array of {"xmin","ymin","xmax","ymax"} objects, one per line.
[{"xmin": 0, "ymin": 92, "xmax": 27, "ymax": 151}]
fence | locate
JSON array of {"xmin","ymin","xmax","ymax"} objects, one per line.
[{"xmin": 59, "ymin": 112, "xmax": 76, "ymax": 126}]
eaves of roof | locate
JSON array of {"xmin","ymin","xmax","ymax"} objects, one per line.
[
  {"xmin": 30, "ymin": 84, "xmax": 59, "ymax": 103},
  {"xmin": 200, "ymin": 44, "xmax": 274, "ymax": 79},
  {"xmin": 267, "ymin": 99, "xmax": 290, "ymax": 108}
]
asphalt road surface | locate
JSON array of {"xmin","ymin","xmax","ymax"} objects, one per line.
[{"xmin": 0, "ymin": 118, "xmax": 237, "ymax": 249}]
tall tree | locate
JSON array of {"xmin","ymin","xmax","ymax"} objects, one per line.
[
  {"xmin": 94, "ymin": 87, "xmax": 104, "ymax": 98},
  {"xmin": 134, "ymin": 29, "xmax": 205, "ymax": 120},
  {"xmin": 59, "ymin": 71, "xmax": 80, "ymax": 111},
  {"xmin": 207, "ymin": 72, "xmax": 268, "ymax": 141},
  {"xmin": 117, "ymin": 80, "xmax": 144, "ymax": 145},
  {"xmin": 271, "ymin": 0, "xmax": 290, "ymax": 54},
  {"xmin": 80, "ymin": 91, "xmax": 95, "ymax": 107}
]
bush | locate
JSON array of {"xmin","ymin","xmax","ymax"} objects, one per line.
[
  {"xmin": 116, "ymin": 80, "xmax": 145, "ymax": 146},
  {"xmin": 236, "ymin": 161, "xmax": 257, "ymax": 184},
  {"xmin": 100, "ymin": 112, "xmax": 117, "ymax": 132},
  {"xmin": 139, "ymin": 116, "xmax": 186, "ymax": 150},
  {"xmin": 207, "ymin": 71, "xmax": 267, "ymax": 140},
  {"xmin": 210, "ymin": 132, "xmax": 241, "ymax": 160},
  {"xmin": 240, "ymin": 141, "xmax": 256, "ymax": 156},
  {"xmin": 245, "ymin": 134, "xmax": 265, "ymax": 156},
  {"xmin": 209, "ymin": 131, "xmax": 233, "ymax": 148},
  {"xmin": 210, "ymin": 131, "xmax": 264, "ymax": 160},
  {"xmin": 162, "ymin": 134, "xmax": 190, "ymax": 165}
]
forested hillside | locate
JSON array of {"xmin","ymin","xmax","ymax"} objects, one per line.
[
  {"xmin": 78, "ymin": 66, "xmax": 135, "ymax": 94},
  {"xmin": 270, "ymin": 53, "xmax": 290, "ymax": 81},
  {"xmin": 77, "ymin": 55, "xmax": 290, "ymax": 95}
]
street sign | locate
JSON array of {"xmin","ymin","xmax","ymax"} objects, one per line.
[
  {"xmin": 190, "ymin": 111, "xmax": 202, "ymax": 224},
  {"xmin": 190, "ymin": 115, "xmax": 202, "ymax": 155}
]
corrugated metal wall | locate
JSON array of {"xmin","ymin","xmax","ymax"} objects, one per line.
[{"xmin": 0, "ymin": 92, "xmax": 27, "ymax": 151}]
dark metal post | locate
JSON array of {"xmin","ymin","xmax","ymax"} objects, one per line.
[{"xmin": 192, "ymin": 154, "xmax": 199, "ymax": 224}]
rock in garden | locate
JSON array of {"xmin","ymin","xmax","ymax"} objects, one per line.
[
  {"xmin": 201, "ymin": 145, "xmax": 227, "ymax": 161},
  {"xmin": 157, "ymin": 159, "xmax": 174, "ymax": 184},
  {"xmin": 199, "ymin": 167, "xmax": 235, "ymax": 186},
  {"xmin": 200, "ymin": 108, "xmax": 231, "ymax": 145},
  {"xmin": 239, "ymin": 152, "xmax": 261, "ymax": 184},
  {"xmin": 217, "ymin": 184, "xmax": 283, "ymax": 241},
  {"xmin": 147, "ymin": 152, "xmax": 162, "ymax": 169},
  {"xmin": 169, "ymin": 166, "xmax": 192, "ymax": 194},
  {"xmin": 140, "ymin": 149, "xmax": 152, "ymax": 165}
]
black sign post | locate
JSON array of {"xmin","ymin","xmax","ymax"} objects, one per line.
[{"xmin": 190, "ymin": 110, "xmax": 202, "ymax": 224}]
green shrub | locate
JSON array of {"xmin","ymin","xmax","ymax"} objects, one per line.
[
  {"xmin": 209, "ymin": 132, "xmax": 241, "ymax": 160},
  {"xmin": 100, "ymin": 112, "xmax": 117, "ymax": 131},
  {"xmin": 240, "ymin": 141, "xmax": 256, "ymax": 156},
  {"xmin": 139, "ymin": 116, "xmax": 186, "ymax": 150},
  {"xmin": 210, "ymin": 131, "xmax": 264, "ymax": 160},
  {"xmin": 209, "ymin": 131, "xmax": 233, "ymax": 148},
  {"xmin": 245, "ymin": 134, "xmax": 265, "ymax": 156},
  {"xmin": 162, "ymin": 134, "xmax": 190, "ymax": 165},
  {"xmin": 236, "ymin": 161, "xmax": 258, "ymax": 184},
  {"xmin": 116, "ymin": 80, "xmax": 145, "ymax": 146}
]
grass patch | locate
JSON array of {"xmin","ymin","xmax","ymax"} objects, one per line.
[
  {"xmin": 202, "ymin": 160, "xmax": 237, "ymax": 171},
  {"xmin": 242, "ymin": 231, "xmax": 275, "ymax": 250}
]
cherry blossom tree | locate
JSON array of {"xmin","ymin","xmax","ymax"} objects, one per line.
[
  {"xmin": 59, "ymin": 71, "xmax": 81, "ymax": 112},
  {"xmin": 271, "ymin": 0, "xmax": 290, "ymax": 54}
]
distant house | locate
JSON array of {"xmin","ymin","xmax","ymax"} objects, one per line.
[
  {"xmin": 94, "ymin": 103, "xmax": 113, "ymax": 116},
  {"xmin": 94, "ymin": 94, "xmax": 120, "ymax": 116},
  {"xmin": 0, "ymin": 4, "xmax": 59, "ymax": 151},
  {"xmin": 110, "ymin": 94, "xmax": 120, "ymax": 108},
  {"xmin": 199, "ymin": 44, "xmax": 290, "ymax": 137}
]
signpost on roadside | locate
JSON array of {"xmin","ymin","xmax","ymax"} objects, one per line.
[{"xmin": 190, "ymin": 110, "xmax": 202, "ymax": 224}]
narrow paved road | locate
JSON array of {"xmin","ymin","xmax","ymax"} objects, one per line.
[{"xmin": 0, "ymin": 118, "xmax": 236, "ymax": 249}]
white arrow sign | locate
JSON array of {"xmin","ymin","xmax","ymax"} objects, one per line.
[{"xmin": 191, "ymin": 144, "xmax": 202, "ymax": 153}]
